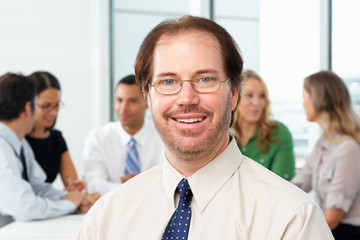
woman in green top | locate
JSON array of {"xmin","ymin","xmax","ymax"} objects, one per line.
[{"xmin": 232, "ymin": 70, "xmax": 295, "ymax": 180}]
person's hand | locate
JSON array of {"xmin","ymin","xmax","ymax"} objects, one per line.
[
  {"xmin": 62, "ymin": 190, "xmax": 86, "ymax": 207},
  {"xmin": 65, "ymin": 180, "xmax": 86, "ymax": 191},
  {"xmin": 79, "ymin": 192, "xmax": 101, "ymax": 213},
  {"xmin": 121, "ymin": 173, "xmax": 137, "ymax": 183}
]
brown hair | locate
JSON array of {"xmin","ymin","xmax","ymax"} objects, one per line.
[
  {"xmin": 232, "ymin": 70, "xmax": 278, "ymax": 153},
  {"xmin": 304, "ymin": 70, "xmax": 360, "ymax": 143},
  {"xmin": 135, "ymin": 15, "xmax": 243, "ymax": 126}
]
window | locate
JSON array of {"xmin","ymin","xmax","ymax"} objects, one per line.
[
  {"xmin": 332, "ymin": 0, "xmax": 360, "ymax": 114},
  {"xmin": 260, "ymin": 0, "xmax": 322, "ymax": 167}
]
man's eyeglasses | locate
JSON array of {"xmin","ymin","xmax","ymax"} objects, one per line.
[
  {"xmin": 149, "ymin": 77, "xmax": 230, "ymax": 95},
  {"xmin": 36, "ymin": 102, "xmax": 64, "ymax": 112}
]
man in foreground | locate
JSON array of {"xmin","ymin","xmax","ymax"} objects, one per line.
[{"xmin": 78, "ymin": 16, "xmax": 333, "ymax": 239}]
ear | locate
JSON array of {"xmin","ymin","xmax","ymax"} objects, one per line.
[
  {"xmin": 142, "ymin": 96, "xmax": 149, "ymax": 110},
  {"xmin": 230, "ymin": 87, "xmax": 240, "ymax": 111},
  {"xmin": 146, "ymin": 93, "xmax": 152, "ymax": 111},
  {"xmin": 23, "ymin": 101, "xmax": 34, "ymax": 118}
]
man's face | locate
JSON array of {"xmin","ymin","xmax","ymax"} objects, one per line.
[
  {"xmin": 147, "ymin": 30, "xmax": 239, "ymax": 161},
  {"xmin": 114, "ymin": 83, "xmax": 147, "ymax": 134}
]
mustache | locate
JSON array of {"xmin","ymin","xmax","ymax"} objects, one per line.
[{"xmin": 164, "ymin": 105, "xmax": 213, "ymax": 118}]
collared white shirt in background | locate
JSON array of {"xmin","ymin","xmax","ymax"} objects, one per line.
[{"xmin": 82, "ymin": 118, "xmax": 164, "ymax": 195}]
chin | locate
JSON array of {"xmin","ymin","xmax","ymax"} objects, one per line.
[{"xmin": 43, "ymin": 122, "xmax": 53, "ymax": 128}]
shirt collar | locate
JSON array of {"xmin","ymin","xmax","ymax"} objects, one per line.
[
  {"xmin": 162, "ymin": 138, "xmax": 243, "ymax": 213},
  {"xmin": 0, "ymin": 121, "xmax": 22, "ymax": 156},
  {"xmin": 320, "ymin": 132, "xmax": 351, "ymax": 150},
  {"xmin": 117, "ymin": 119, "xmax": 147, "ymax": 147}
]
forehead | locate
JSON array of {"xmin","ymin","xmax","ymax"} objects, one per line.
[
  {"xmin": 37, "ymin": 88, "xmax": 60, "ymax": 101},
  {"xmin": 243, "ymin": 78, "xmax": 264, "ymax": 90},
  {"xmin": 152, "ymin": 30, "xmax": 224, "ymax": 76},
  {"xmin": 116, "ymin": 83, "xmax": 142, "ymax": 98}
]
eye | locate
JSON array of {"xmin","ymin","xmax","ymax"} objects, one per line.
[
  {"xmin": 199, "ymin": 77, "xmax": 213, "ymax": 83},
  {"xmin": 244, "ymin": 93, "xmax": 252, "ymax": 98},
  {"xmin": 158, "ymin": 79, "xmax": 177, "ymax": 86}
]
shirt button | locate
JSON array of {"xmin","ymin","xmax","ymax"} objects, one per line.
[
  {"xmin": 284, "ymin": 174, "xmax": 289, "ymax": 179},
  {"xmin": 242, "ymin": 147, "xmax": 246, "ymax": 151},
  {"xmin": 260, "ymin": 158, "xmax": 264, "ymax": 163}
]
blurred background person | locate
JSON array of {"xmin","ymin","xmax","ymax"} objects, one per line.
[
  {"xmin": 292, "ymin": 71, "xmax": 360, "ymax": 239},
  {"xmin": 0, "ymin": 72, "xmax": 97, "ymax": 228},
  {"xmin": 82, "ymin": 74, "xmax": 164, "ymax": 195},
  {"xmin": 232, "ymin": 70, "xmax": 295, "ymax": 180},
  {"xmin": 26, "ymin": 71, "xmax": 85, "ymax": 191}
]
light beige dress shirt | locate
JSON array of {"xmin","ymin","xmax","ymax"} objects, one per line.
[
  {"xmin": 78, "ymin": 139, "xmax": 333, "ymax": 240},
  {"xmin": 292, "ymin": 134, "xmax": 360, "ymax": 226}
]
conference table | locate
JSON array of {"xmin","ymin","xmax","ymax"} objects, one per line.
[{"xmin": 0, "ymin": 214, "xmax": 83, "ymax": 240}]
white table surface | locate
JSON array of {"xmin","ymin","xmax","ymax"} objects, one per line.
[{"xmin": 0, "ymin": 214, "xmax": 83, "ymax": 240}]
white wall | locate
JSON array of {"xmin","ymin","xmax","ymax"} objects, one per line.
[{"xmin": 0, "ymin": 0, "xmax": 110, "ymax": 187}]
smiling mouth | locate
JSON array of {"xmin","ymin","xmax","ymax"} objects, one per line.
[{"xmin": 175, "ymin": 117, "xmax": 205, "ymax": 123}]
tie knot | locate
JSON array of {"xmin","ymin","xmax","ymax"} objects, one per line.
[
  {"xmin": 178, "ymin": 179, "xmax": 193, "ymax": 200},
  {"xmin": 128, "ymin": 138, "xmax": 135, "ymax": 146}
]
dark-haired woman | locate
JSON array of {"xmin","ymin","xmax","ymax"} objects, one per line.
[{"xmin": 26, "ymin": 71, "xmax": 85, "ymax": 191}]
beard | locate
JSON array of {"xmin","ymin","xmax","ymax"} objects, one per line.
[{"xmin": 151, "ymin": 95, "xmax": 232, "ymax": 161}]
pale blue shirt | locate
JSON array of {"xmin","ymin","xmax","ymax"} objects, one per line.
[{"xmin": 0, "ymin": 122, "xmax": 76, "ymax": 227}]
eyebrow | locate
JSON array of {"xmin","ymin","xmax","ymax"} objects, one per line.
[
  {"xmin": 116, "ymin": 96, "xmax": 142, "ymax": 100},
  {"xmin": 37, "ymin": 100, "xmax": 60, "ymax": 105},
  {"xmin": 155, "ymin": 69, "xmax": 219, "ymax": 78}
]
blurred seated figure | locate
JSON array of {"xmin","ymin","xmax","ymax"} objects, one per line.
[
  {"xmin": 0, "ymin": 73, "xmax": 99, "ymax": 228},
  {"xmin": 82, "ymin": 74, "xmax": 164, "ymax": 195},
  {"xmin": 26, "ymin": 71, "xmax": 84, "ymax": 191},
  {"xmin": 292, "ymin": 70, "xmax": 360, "ymax": 239},
  {"xmin": 232, "ymin": 70, "xmax": 295, "ymax": 180}
]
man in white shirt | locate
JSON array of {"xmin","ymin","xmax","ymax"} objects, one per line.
[
  {"xmin": 82, "ymin": 74, "xmax": 164, "ymax": 195},
  {"xmin": 78, "ymin": 16, "xmax": 334, "ymax": 239},
  {"xmin": 0, "ymin": 73, "xmax": 98, "ymax": 228}
]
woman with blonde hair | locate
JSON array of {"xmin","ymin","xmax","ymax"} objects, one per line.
[
  {"xmin": 233, "ymin": 70, "xmax": 295, "ymax": 180},
  {"xmin": 292, "ymin": 70, "xmax": 360, "ymax": 239}
]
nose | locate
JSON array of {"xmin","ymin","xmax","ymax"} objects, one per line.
[
  {"xmin": 119, "ymin": 100, "xmax": 130, "ymax": 112},
  {"xmin": 49, "ymin": 107, "xmax": 59, "ymax": 115},
  {"xmin": 252, "ymin": 96, "xmax": 262, "ymax": 106},
  {"xmin": 176, "ymin": 81, "xmax": 200, "ymax": 106}
]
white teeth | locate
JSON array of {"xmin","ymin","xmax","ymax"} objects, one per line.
[{"xmin": 176, "ymin": 117, "xmax": 204, "ymax": 123}]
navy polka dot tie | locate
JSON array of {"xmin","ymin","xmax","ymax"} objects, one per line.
[{"xmin": 162, "ymin": 178, "xmax": 193, "ymax": 240}]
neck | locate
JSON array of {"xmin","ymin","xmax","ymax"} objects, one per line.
[
  {"xmin": 123, "ymin": 121, "xmax": 144, "ymax": 136},
  {"xmin": 237, "ymin": 120, "xmax": 257, "ymax": 146},
  {"xmin": 27, "ymin": 123, "xmax": 48, "ymax": 138},
  {"xmin": 2, "ymin": 120, "xmax": 26, "ymax": 140},
  {"xmin": 165, "ymin": 134, "xmax": 231, "ymax": 177}
]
